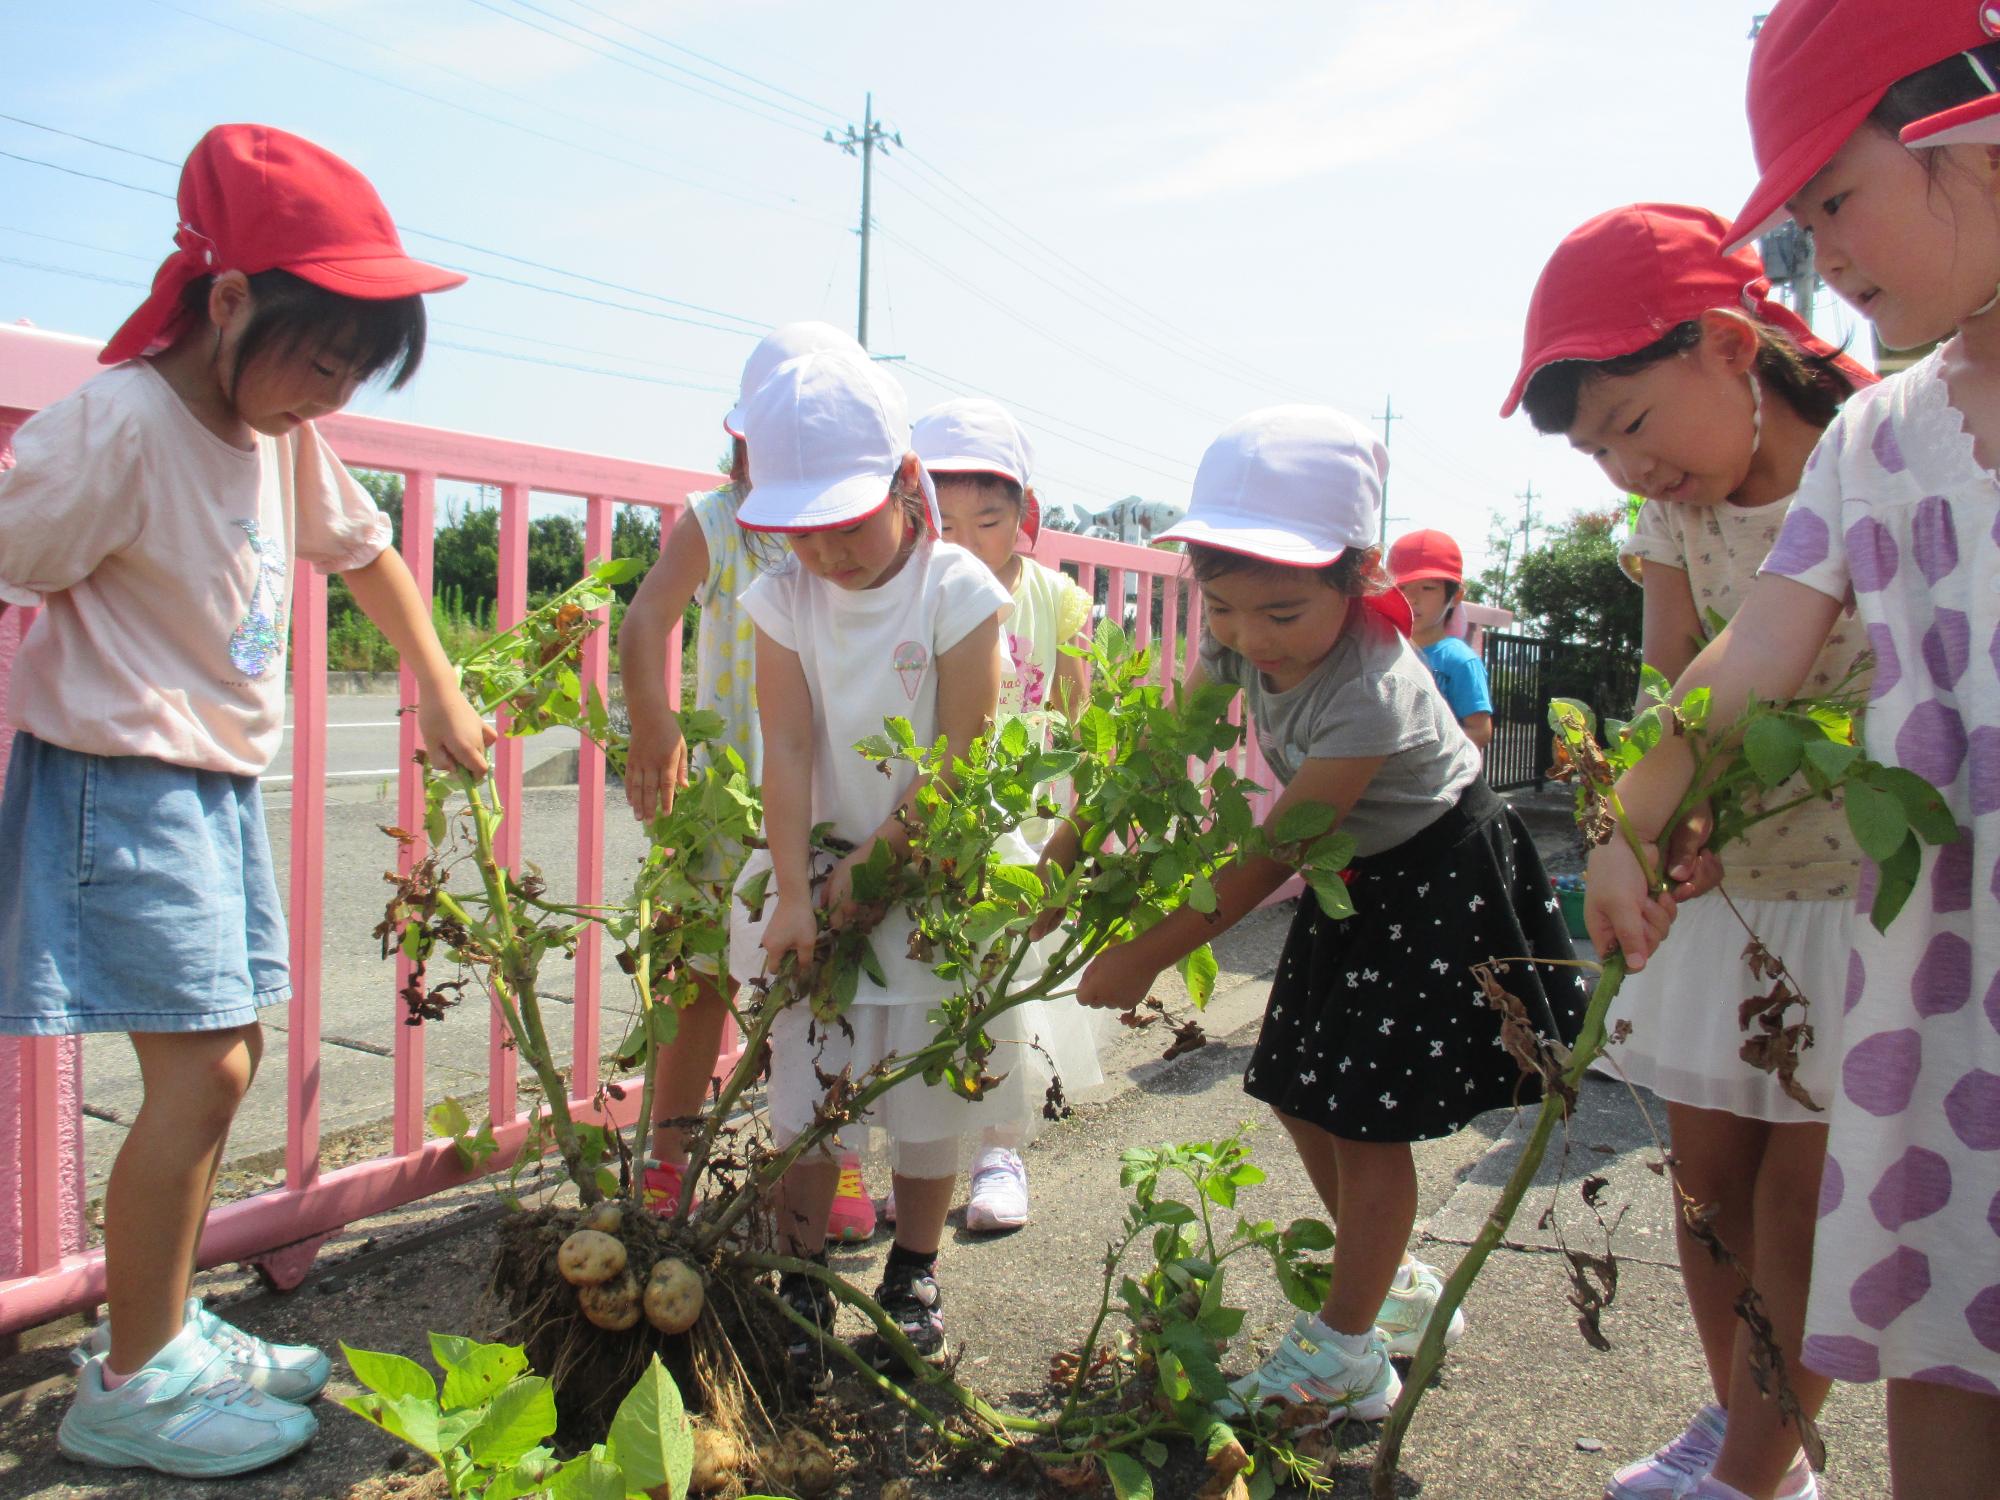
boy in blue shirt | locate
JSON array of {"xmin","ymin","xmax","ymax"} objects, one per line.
[{"xmin": 1389, "ymin": 529, "xmax": 1492, "ymax": 754}]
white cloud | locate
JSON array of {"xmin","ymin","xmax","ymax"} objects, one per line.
[{"xmin": 1121, "ymin": 0, "xmax": 1530, "ymax": 203}]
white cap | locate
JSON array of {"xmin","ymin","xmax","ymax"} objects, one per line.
[
  {"xmin": 738, "ymin": 349, "xmax": 940, "ymax": 534},
  {"xmin": 1156, "ymin": 406, "xmax": 1386, "ymax": 566},
  {"xmin": 911, "ymin": 397, "xmax": 1034, "ymax": 487},
  {"xmin": 724, "ymin": 321, "xmax": 867, "ymax": 438}
]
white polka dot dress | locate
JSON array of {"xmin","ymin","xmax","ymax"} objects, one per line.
[{"xmin": 1761, "ymin": 348, "xmax": 2000, "ymax": 1391}]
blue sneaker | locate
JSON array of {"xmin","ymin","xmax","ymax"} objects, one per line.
[
  {"xmin": 1375, "ymin": 1259, "xmax": 1467, "ymax": 1358},
  {"xmin": 58, "ymin": 1323, "xmax": 318, "ymax": 1477},
  {"xmin": 76, "ymin": 1298, "xmax": 331, "ymax": 1403},
  {"xmin": 1224, "ymin": 1314, "xmax": 1401, "ymax": 1420}
]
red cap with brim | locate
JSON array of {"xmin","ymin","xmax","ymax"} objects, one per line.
[
  {"xmin": 100, "ymin": 123, "xmax": 464, "ymax": 367},
  {"xmin": 1502, "ymin": 202, "xmax": 1876, "ymax": 419},
  {"xmin": 1902, "ymin": 91, "xmax": 2000, "ymax": 146},
  {"xmin": 1724, "ymin": 0, "xmax": 1997, "ymax": 255}
]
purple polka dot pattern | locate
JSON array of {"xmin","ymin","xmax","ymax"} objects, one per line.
[
  {"xmin": 1970, "ymin": 1285, "xmax": 2000, "ymax": 1354},
  {"xmin": 1991, "ymin": 618, "xmax": 2000, "ymax": 685},
  {"xmin": 1988, "ymin": 972, "xmax": 2000, "ymax": 1036},
  {"xmin": 1923, "ymin": 607, "xmax": 1971, "ymax": 689},
  {"xmin": 1847, "ymin": 517, "xmax": 1901, "ymax": 594},
  {"xmin": 1944, "ymin": 1069, "xmax": 2000, "ymax": 1151},
  {"xmin": 1973, "ymin": 730, "xmax": 2000, "ymax": 817},
  {"xmin": 1846, "ymin": 950, "xmax": 1867, "ymax": 1015},
  {"xmin": 1932, "ymin": 833, "xmax": 1974, "ymax": 913},
  {"xmin": 1850, "ymin": 1246, "xmax": 1931, "ymax": 1329},
  {"xmin": 1992, "ymin": 1187, "xmax": 2000, "ymax": 1238},
  {"xmin": 1869, "ymin": 1146, "xmax": 1953, "ymax": 1229},
  {"xmin": 1803, "ymin": 1334, "xmax": 1880, "ymax": 1382},
  {"xmin": 1845, "ymin": 1028, "xmax": 1923, "ymax": 1116},
  {"xmin": 1857, "ymin": 858, "xmax": 1879, "ymax": 917},
  {"xmin": 1868, "ymin": 622, "xmax": 1903, "ymax": 701},
  {"xmin": 1873, "ymin": 414, "xmax": 1907, "ymax": 474},
  {"xmin": 1911, "ymin": 497, "xmax": 1959, "ymax": 584},
  {"xmin": 1765, "ymin": 507, "xmax": 1830, "ymax": 576},
  {"xmin": 1910, "ymin": 1364, "xmax": 2000, "ymax": 1394},
  {"xmin": 1913, "ymin": 932, "xmax": 1973, "ymax": 1017},
  {"xmin": 1820, "ymin": 1153, "xmax": 1845, "ymax": 1219},
  {"xmin": 1896, "ymin": 700, "xmax": 1969, "ymax": 791}
]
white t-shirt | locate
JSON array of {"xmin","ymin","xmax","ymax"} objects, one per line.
[
  {"xmin": 741, "ymin": 536, "xmax": 1012, "ymax": 847},
  {"xmin": 0, "ymin": 361, "xmax": 390, "ymax": 775}
]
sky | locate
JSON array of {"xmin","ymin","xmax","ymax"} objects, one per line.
[{"xmin": 1, "ymin": 1, "xmax": 1869, "ymax": 576}]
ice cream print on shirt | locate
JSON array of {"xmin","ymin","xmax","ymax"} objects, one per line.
[
  {"xmin": 893, "ymin": 640, "xmax": 929, "ymax": 700},
  {"xmin": 228, "ymin": 517, "xmax": 288, "ymax": 680},
  {"xmin": 1004, "ymin": 632, "xmax": 1046, "ymax": 711}
]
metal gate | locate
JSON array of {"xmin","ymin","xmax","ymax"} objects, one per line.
[{"xmin": 1482, "ymin": 632, "xmax": 1640, "ymax": 793}]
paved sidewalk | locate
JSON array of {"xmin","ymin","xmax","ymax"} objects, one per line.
[{"xmin": 0, "ymin": 901, "xmax": 1889, "ymax": 1498}]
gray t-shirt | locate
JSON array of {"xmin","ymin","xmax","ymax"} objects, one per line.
[{"xmin": 1201, "ymin": 606, "xmax": 1481, "ymax": 857}]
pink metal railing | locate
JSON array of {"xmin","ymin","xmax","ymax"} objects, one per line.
[{"xmin": 0, "ymin": 322, "xmax": 1276, "ymax": 1337}]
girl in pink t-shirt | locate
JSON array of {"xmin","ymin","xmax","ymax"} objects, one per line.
[{"xmin": 0, "ymin": 125, "xmax": 489, "ymax": 1479}]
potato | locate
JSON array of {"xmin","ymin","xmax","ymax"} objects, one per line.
[
  {"xmin": 578, "ymin": 1271, "xmax": 642, "ymax": 1331},
  {"xmin": 760, "ymin": 1429, "xmax": 836, "ymax": 1497},
  {"xmin": 643, "ymin": 1257, "xmax": 705, "ymax": 1335},
  {"xmin": 685, "ymin": 1423, "xmax": 745, "ymax": 1495},
  {"xmin": 557, "ymin": 1229, "xmax": 627, "ymax": 1287},
  {"xmin": 579, "ymin": 1200, "xmax": 624, "ymax": 1235}
]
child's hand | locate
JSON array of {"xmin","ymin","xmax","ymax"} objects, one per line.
[
  {"xmin": 1076, "ymin": 941, "xmax": 1158, "ymax": 1011},
  {"xmin": 819, "ymin": 843, "xmax": 883, "ymax": 931},
  {"xmin": 419, "ymin": 685, "xmax": 497, "ymax": 779},
  {"xmin": 1661, "ymin": 801, "xmax": 1723, "ymax": 902},
  {"xmin": 625, "ymin": 707, "xmax": 688, "ymax": 822},
  {"xmin": 1028, "ymin": 822, "xmax": 1082, "ymax": 940},
  {"xmin": 760, "ymin": 896, "xmax": 818, "ymax": 974},
  {"xmin": 1583, "ymin": 839, "xmax": 1676, "ymax": 969}
]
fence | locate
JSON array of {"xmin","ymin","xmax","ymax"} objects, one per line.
[
  {"xmin": 1483, "ymin": 630, "xmax": 1642, "ymax": 794},
  {"xmin": 0, "ymin": 321, "xmax": 1281, "ymax": 1338}
]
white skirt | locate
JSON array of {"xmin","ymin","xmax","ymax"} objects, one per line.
[{"xmin": 1595, "ymin": 891, "xmax": 1852, "ymax": 1123}]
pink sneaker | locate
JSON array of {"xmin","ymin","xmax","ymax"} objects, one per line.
[
  {"xmin": 642, "ymin": 1159, "xmax": 693, "ymax": 1217},
  {"xmin": 826, "ymin": 1151, "xmax": 878, "ymax": 1243}
]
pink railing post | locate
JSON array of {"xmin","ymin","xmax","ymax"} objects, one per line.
[
  {"xmin": 285, "ymin": 565, "xmax": 329, "ymax": 1193},
  {"xmin": 491, "ymin": 483, "xmax": 529, "ymax": 1127},
  {"xmin": 391, "ymin": 470, "xmax": 436, "ymax": 1157},
  {"xmin": 571, "ymin": 498, "xmax": 612, "ymax": 1098}
]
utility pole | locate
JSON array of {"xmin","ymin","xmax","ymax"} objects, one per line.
[
  {"xmin": 824, "ymin": 94, "xmax": 901, "ymax": 350},
  {"xmin": 1374, "ymin": 396, "xmax": 1398, "ymax": 546},
  {"xmin": 1516, "ymin": 482, "xmax": 1542, "ymax": 562}
]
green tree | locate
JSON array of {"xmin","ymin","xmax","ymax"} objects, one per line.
[{"xmin": 1509, "ymin": 507, "xmax": 1641, "ymax": 657}]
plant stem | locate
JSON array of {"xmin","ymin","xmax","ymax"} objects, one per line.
[{"xmin": 1059, "ymin": 1226, "xmax": 1145, "ymax": 1427}]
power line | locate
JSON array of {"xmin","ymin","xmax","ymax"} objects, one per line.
[
  {"xmin": 823, "ymin": 94, "xmax": 900, "ymax": 347},
  {"xmin": 0, "ymin": 113, "xmax": 178, "ymax": 169},
  {"xmin": 0, "ymin": 148, "xmax": 172, "ymax": 201},
  {"xmin": 550, "ymin": 0, "xmax": 841, "ymax": 118}
]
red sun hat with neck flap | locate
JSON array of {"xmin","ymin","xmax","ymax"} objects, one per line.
[
  {"xmin": 1500, "ymin": 202, "xmax": 1876, "ymax": 419},
  {"xmin": 100, "ymin": 123, "xmax": 466, "ymax": 366},
  {"xmin": 1727, "ymin": 0, "xmax": 2000, "ymax": 252}
]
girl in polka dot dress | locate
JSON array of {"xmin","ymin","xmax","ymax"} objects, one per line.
[
  {"xmin": 1588, "ymin": 9, "xmax": 2000, "ymax": 1494},
  {"xmin": 1067, "ymin": 407, "xmax": 1586, "ymax": 1422},
  {"xmin": 1507, "ymin": 203, "xmax": 1876, "ymax": 1500}
]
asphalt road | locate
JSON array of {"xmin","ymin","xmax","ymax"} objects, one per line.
[{"xmin": 266, "ymin": 692, "xmax": 582, "ymax": 803}]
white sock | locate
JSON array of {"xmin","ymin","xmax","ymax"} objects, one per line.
[
  {"xmin": 1305, "ymin": 1316, "xmax": 1373, "ymax": 1355},
  {"xmin": 1392, "ymin": 1261, "xmax": 1418, "ymax": 1292}
]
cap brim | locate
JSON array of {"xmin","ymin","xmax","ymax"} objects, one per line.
[
  {"xmin": 921, "ymin": 456, "xmax": 1028, "ymax": 487},
  {"xmin": 738, "ymin": 472, "xmax": 894, "ymax": 532},
  {"xmin": 1153, "ymin": 516, "xmax": 1346, "ymax": 566},
  {"xmin": 1391, "ymin": 564, "xmax": 1461, "ymax": 586},
  {"xmin": 1902, "ymin": 94, "xmax": 2000, "ymax": 148},
  {"xmin": 291, "ymin": 253, "xmax": 467, "ymax": 298},
  {"xmin": 1500, "ymin": 328, "xmax": 1670, "ymax": 418},
  {"xmin": 1724, "ymin": 92, "xmax": 1881, "ymax": 254},
  {"xmin": 722, "ymin": 407, "xmax": 747, "ymax": 439}
]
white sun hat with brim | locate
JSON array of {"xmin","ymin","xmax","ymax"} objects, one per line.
[
  {"xmin": 737, "ymin": 349, "xmax": 941, "ymax": 534},
  {"xmin": 911, "ymin": 397, "xmax": 1035, "ymax": 486},
  {"xmin": 1157, "ymin": 405, "xmax": 1412, "ymax": 634},
  {"xmin": 723, "ymin": 320, "xmax": 868, "ymax": 438}
]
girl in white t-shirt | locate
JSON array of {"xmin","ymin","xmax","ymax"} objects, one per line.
[
  {"xmin": 0, "ymin": 126, "xmax": 488, "ymax": 1478},
  {"xmin": 728, "ymin": 350, "xmax": 1043, "ymax": 1380},
  {"xmin": 1505, "ymin": 202, "xmax": 1872, "ymax": 1500},
  {"xmin": 909, "ymin": 396, "xmax": 1102, "ymax": 1233}
]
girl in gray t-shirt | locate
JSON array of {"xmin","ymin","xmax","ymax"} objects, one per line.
[{"xmin": 1057, "ymin": 405, "xmax": 1586, "ymax": 1423}]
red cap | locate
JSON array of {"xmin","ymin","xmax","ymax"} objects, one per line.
[
  {"xmin": 100, "ymin": 124, "xmax": 465, "ymax": 366},
  {"xmin": 1728, "ymin": 0, "xmax": 2000, "ymax": 252},
  {"xmin": 1501, "ymin": 202, "xmax": 1876, "ymax": 419},
  {"xmin": 1387, "ymin": 529, "xmax": 1463, "ymax": 587}
]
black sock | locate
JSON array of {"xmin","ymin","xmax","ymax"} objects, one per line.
[{"xmin": 885, "ymin": 1242, "xmax": 937, "ymax": 1277}]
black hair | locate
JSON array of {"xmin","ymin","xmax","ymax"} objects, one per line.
[
  {"xmin": 176, "ymin": 267, "xmax": 427, "ymax": 395},
  {"xmin": 933, "ymin": 469, "xmax": 1026, "ymax": 514},
  {"xmin": 1871, "ymin": 41, "xmax": 2000, "ymax": 138},
  {"xmin": 1187, "ymin": 541, "xmax": 1389, "ymax": 599},
  {"xmin": 1520, "ymin": 317, "xmax": 1857, "ymax": 436}
]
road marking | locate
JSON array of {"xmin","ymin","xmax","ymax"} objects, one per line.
[
  {"xmin": 260, "ymin": 767, "xmax": 403, "ymax": 785},
  {"xmin": 280, "ymin": 720, "xmax": 406, "ymax": 730}
]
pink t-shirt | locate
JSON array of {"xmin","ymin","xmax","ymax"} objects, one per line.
[{"xmin": 0, "ymin": 360, "xmax": 391, "ymax": 775}]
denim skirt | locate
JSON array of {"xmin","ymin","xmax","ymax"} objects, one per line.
[{"xmin": 0, "ymin": 733, "xmax": 291, "ymax": 1035}]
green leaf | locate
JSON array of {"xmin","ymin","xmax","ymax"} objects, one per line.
[
  {"xmin": 592, "ymin": 556, "xmax": 648, "ymax": 586},
  {"xmin": 546, "ymin": 1448, "xmax": 632, "ymax": 1500},
  {"xmin": 1147, "ymin": 1199, "xmax": 1198, "ymax": 1226},
  {"xmin": 440, "ymin": 1340, "xmax": 529, "ymax": 1410},
  {"xmin": 426, "ymin": 1097, "xmax": 470, "ymax": 1143},
  {"xmin": 962, "ymin": 901, "xmax": 1019, "ymax": 946},
  {"xmin": 1102, "ymin": 1450, "xmax": 1155, "ymax": 1500},
  {"xmin": 1844, "ymin": 778, "xmax": 1911, "ymax": 863},
  {"xmin": 999, "ymin": 716, "xmax": 1030, "ymax": 758},
  {"xmin": 1270, "ymin": 801, "xmax": 1339, "ymax": 844},
  {"xmin": 1309, "ymin": 873, "xmax": 1354, "ymax": 921},
  {"xmin": 1869, "ymin": 833, "xmax": 1923, "ymax": 934},
  {"xmin": 1678, "ymin": 686, "xmax": 1712, "ymax": 730},
  {"xmin": 341, "ymin": 1390, "xmax": 443, "ymax": 1457},
  {"xmin": 1186, "ymin": 870, "xmax": 1217, "ymax": 915},
  {"xmin": 1141, "ymin": 1438, "xmax": 1169, "ymax": 1469},
  {"xmin": 428, "ymin": 1333, "xmax": 474, "ymax": 1375},
  {"xmin": 1161, "ymin": 1321, "xmax": 1229, "ymax": 1404},
  {"xmin": 1247, "ymin": 1465, "xmax": 1278, "ymax": 1500},
  {"xmin": 342, "ymin": 1343, "xmax": 438, "ymax": 1406},
  {"xmin": 1802, "ymin": 740, "xmax": 1862, "ymax": 785},
  {"xmin": 1871, "ymin": 766, "xmax": 1959, "ymax": 846},
  {"xmin": 1178, "ymin": 944, "xmax": 1220, "ymax": 1009},
  {"xmin": 1547, "ymin": 697, "xmax": 1595, "ymax": 737},
  {"xmin": 1742, "ymin": 716, "xmax": 1805, "ymax": 788},
  {"xmin": 987, "ymin": 863, "xmax": 1046, "ymax": 905},
  {"xmin": 677, "ymin": 707, "xmax": 724, "ymax": 744},
  {"xmin": 1280, "ymin": 1217, "xmax": 1336, "ymax": 1252},
  {"xmin": 606, "ymin": 1357, "xmax": 694, "ymax": 1499}
]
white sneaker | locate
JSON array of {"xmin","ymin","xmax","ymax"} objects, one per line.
[
  {"xmin": 58, "ymin": 1323, "xmax": 317, "ymax": 1477},
  {"xmin": 1605, "ymin": 1405, "xmax": 1725, "ymax": 1497},
  {"xmin": 1224, "ymin": 1314, "xmax": 1401, "ymax": 1421},
  {"xmin": 77, "ymin": 1298, "xmax": 330, "ymax": 1404},
  {"xmin": 964, "ymin": 1146, "xmax": 1029, "ymax": 1232},
  {"xmin": 1374, "ymin": 1258, "xmax": 1467, "ymax": 1358}
]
